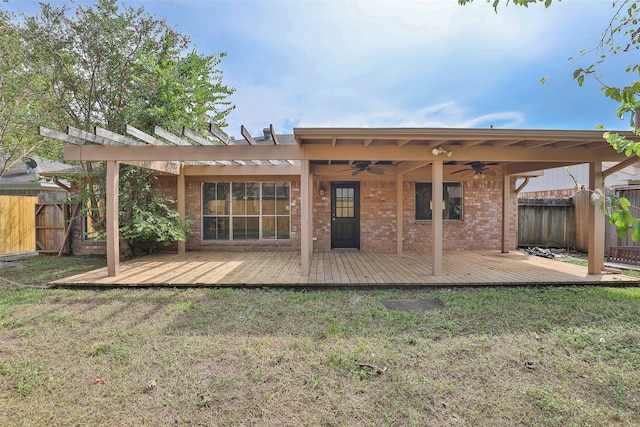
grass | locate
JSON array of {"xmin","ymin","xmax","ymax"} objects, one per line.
[{"xmin": 0, "ymin": 255, "xmax": 640, "ymax": 425}]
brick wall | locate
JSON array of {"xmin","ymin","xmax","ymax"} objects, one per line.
[
  {"xmin": 360, "ymin": 181, "xmax": 397, "ymax": 252},
  {"xmin": 519, "ymin": 189, "xmax": 575, "ymax": 200},
  {"xmin": 70, "ymin": 175, "xmax": 519, "ymax": 255},
  {"xmin": 402, "ymin": 179, "xmax": 517, "ymax": 251},
  {"xmin": 313, "ymin": 180, "xmax": 331, "ymax": 251}
]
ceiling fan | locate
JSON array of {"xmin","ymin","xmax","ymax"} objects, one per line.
[
  {"xmin": 451, "ymin": 162, "xmax": 496, "ymax": 179},
  {"xmin": 340, "ymin": 161, "xmax": 385, "ymax": 176}
]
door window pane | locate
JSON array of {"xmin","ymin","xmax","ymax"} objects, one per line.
[{"xmin": 335, "ymin": 187, "xmax": 355, "ymax": 218}]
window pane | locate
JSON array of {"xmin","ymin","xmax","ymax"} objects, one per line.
[
  {"xmin": 415, "ymin": 182, "xmax": 432, "ymax": 220},
  {"xmin": 276, "ymin": 182, "xmax": 290, "ymax": 198},
  {"xmin": 262, "ymin": 183, "xmax": 276, "ymax": 215},
  {"xmin": 245, "ymin": 183, "xmax": 259, "ymax": 215},
  {"xmin": 262, "ymin": 216, "xmax": 276, "ymax": 239},
  {"xmin": 415, "ymin": 182, "xmax": 463, "ymax": 221},
  {"xmin": 203, "ymin": 217, "xmax": 229, "ymax": 240},
  {"xmin": 203, "ymin": 183, "xmax": 229, "ymax": 215},
  {"xmin": 262, "ymin": 183, "xmax": 275, "ymax": 198},
  {"xmin": 335, "ymin": 187, "xmax": 355, "ymax": 218},
  {"xmin": 233, "ymin": 217, "xmax": 259, "ymax": 240},
  {"xmin": 232, "ymin": 183, "xmax": 246, "ymax": 215},
  {"xmin": 444, "ymin": 183, "xmax": 463, "ymax": 220},
  {"xmin": 276, "ymin": 199, "xmax": 289, "ymax": 215},
  {"xmin": 277, "ymin": 216, "xmax": 290, "ymax": 239}
]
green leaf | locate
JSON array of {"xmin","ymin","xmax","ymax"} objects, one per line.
[{"xmin": 619, "ymin": 197, "xmax": 632, "ymax": 210}]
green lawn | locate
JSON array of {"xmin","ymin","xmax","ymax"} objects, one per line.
[{"xmin": 0, "ymin": 255, "xmax": 639, "ymax": 426}]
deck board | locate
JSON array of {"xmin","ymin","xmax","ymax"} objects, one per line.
[{"xmin": 51, "ymin": 250, "xmax": 640, "ymax": 288}]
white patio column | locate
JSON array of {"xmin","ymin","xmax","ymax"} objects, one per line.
[
  {"xmin": 588, "ymin": 160, "xmax": 605, "ymax": 274},
  {"xmin": 300, "ymin": 159, "xmax": 311, "ymax": 276},
  {"xmin": 106, "ymin": 160, "xmax": 120, "ymax": 277},
  {"xmin": 396, "ymin": 171, "xmax": 404, "ymax": 255},
  {"xmin": 501, "ymin": 171, "xmax": 510, "ymax": 253},
  {"xmin": 177, "ymin": 164, "xmax": 186, "ymax": 255},
  {"xmin": 432, "ymin": 160, "xmax": 443, "ymax": 275}
]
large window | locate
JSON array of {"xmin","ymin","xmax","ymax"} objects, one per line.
[
  {"xmin": 415, "ymin": 182, "xmax": 463, "ymax": 221},
  {"xmin": 202, "ymin": 182, "xmax": 290, "ymax": 241}
]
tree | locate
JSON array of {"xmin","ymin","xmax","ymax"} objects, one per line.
[
  {"xmin": 21, "ymin": 0, "xmax": 234, "ymax": 134},
  {"xmin": 461, "ymin": 0, "xmax": 640, "ymax": 241},
  {"xmin": 458, "ymin": 0, "xmax": 553, "ymax": 9},
  {"xmin": 12, "ymin": 0, "xmax": 234, "ymax": 254},
  {"xmin": 0, "ymin": 5, "xmax": 59, "ymax": 178}
]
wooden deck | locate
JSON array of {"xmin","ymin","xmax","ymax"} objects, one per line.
[{"xmin": 51, "ymin": 250, "xmax": 640, "ymax": 288}]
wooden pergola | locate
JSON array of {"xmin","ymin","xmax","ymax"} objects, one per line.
[{"xmin": 41, "ymin": 124, "xmax": 639, "ymax": 279}]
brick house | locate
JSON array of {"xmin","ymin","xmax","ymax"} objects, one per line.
[{"xmin": 41, "ymin": 125, "xmax": 639, "ymax": 278}]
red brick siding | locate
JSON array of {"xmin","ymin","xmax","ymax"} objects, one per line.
[
  {"xmin": 402, "ymin": 179, "xmax": 518, "ymax": 251},
  {"xmin": 518, "ymin": 189, "xmax": 575, "ymax": 200},
  {"xmin": 313, "ymin": 180, "xmax": 331, "ymax": 251},
  {"xmin": 70, "ymin": 220, "xmax": 106, "ymax": 256},
  {"xmin": 360, "ymin": 181, "xmax": 397, "ymax": 252},
  {"xmin": 69, "ymin": 176, "xmax": 519, "ymax": 255}
]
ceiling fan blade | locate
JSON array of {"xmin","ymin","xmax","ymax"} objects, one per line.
[
  {"xmin": 338, "ymin": 168, "xmax": 355, "ymax": 173},
  {"xmin": 352, "ymin": 169, "xmax": 363, "ymax": 176},
  {"xmin": 451, "ymin": 169, "xmax": 469, "ymax": 175},
  {"xmin": 367, "ymin": 166, "xmax": 385, "ymax": 175}
]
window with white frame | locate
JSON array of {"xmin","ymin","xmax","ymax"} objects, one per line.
[
  {"xmin": 415, "ymin": 182, "xmax": 463, "ymax": 221},
  {"xmin": 202, "ymin": 182, "xmax": 290, "ymax": 241}
]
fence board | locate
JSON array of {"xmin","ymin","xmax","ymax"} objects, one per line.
[
  {"xmin": 574, "ymin": 191, "xmax": 590, "ymax": 252},
  {"xmin": 0, "ymin": 195, "xmax": 37, "ymax": 255},
  {"xmin": 35, "ymin": 203, "xmax": 68, "ymax": 254},
  {"xmin": 518, "ymin": 198, "xmax": 576, "ymax": 249}
]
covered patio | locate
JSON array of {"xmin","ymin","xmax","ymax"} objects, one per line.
[
  {"xmin": 51, "ymin": 250, "xmax": 639, "ymax": 288},
  {"xmin": 40, "ymin": 125, "xmax": 640, "ymax": 283}
]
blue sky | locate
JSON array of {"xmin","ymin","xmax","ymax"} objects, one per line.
[{"xmin": 5, "ymin": 0, "xmax": 635, "ymax": 139}]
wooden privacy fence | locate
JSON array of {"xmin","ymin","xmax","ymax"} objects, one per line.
[
  {"xmin": 0, "ymin": 195, "xmax": 37, "ymax": 255},
  {"xmin": 518, "ymin": 192, "xmax": 594, "ymax": 252},
  {"xmin": 606, "ymin": 187, "xmax": 640, "ymax": 249},
  {"xmin": 35, "ymin": 203, "xmax": 70, "ymax": 254}
]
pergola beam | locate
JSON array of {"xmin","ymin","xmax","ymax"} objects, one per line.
[
  {"xmin": 125, "ymin": 124, "xmax": 167, "ymax": 145},
  {"xmin": 39, "ymin": 126, "xmax": 84, "ymax": 145},
  {"xmin": 603, "ymin": 156, "xmax": 639, "ymax": 179},
  {"xmin": 270, "ymin": 124, "xmax": 280, "ymax": 145},
  {"xmin": 121, "ymin": 161, "xmax": 181, "ymax": 175},
  {"xmin": 209, "ymin": 123, "xmax": 231, "ymax": 145},
  {"xmin": 182, "ymin": 127, "xmax": 215, "ymax": 145},
  {"xmin": 63, "ymin": 143, "xmax": 630, "ymax": 163},
  {"xmin": 154, "ymin": 126, "xmax": 191, "ymax": 145},
  {"xmin": 96, "ymin": 127, "xmax": 147, "ymax": 146},
  {"xmin": 67, "ymin": 126, "xmax": 115, "ymax": 145},
  {"xmin": 241, "ymin": 125, "xmax": 257, "ymax": 145}
]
